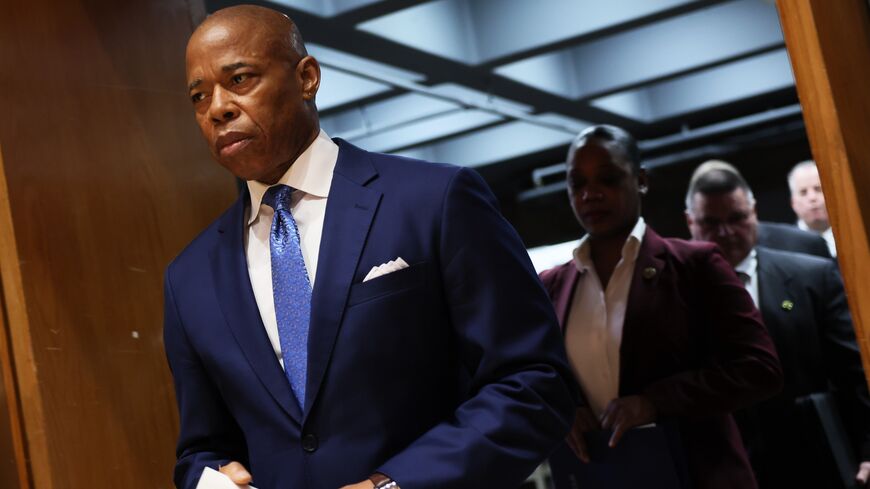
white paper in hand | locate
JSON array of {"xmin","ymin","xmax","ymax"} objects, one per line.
[{"xmin": 196, "ymin": 467, "xmax": 257, "ymax": 489}]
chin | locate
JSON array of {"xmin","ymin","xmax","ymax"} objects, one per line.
[{"xmin": 218, "ymin": 160, "xmax": 265, "ymax": 182}]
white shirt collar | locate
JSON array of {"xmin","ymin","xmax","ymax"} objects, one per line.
[
  {"xmin": 573, "ymin": 217, "xmax": 647, "ymax": 273},
  {"xmin": 246, "ymin": 129, "xmax": 339, "ymax": 225},
  {"xmin": 734, "ymin": 248, "xmax": 758, "ymax": 278},
  {"xmin": 796, "ymin": 219, "xmax": 809, "ymax": 232}
]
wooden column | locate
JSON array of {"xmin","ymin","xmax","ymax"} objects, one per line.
[
  {"xmin": 0, "ymin": 0, "xmax": 236, "ymax": 487},
  {"xmin": 776, "ymin": 0, "xmax": 870, "ymax": 384}
]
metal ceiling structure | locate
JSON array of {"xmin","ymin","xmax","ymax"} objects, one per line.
[{"xmin": 207, "ymin": 0, "xmax": 804, "ymax": 232}]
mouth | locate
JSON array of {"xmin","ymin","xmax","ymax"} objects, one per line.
[
  {"xmin": 215, "ymin": 131, "xmax": 253, "ymax": 157},
  {"xmin": 581, "ymin": 209, "xmax": 609, "ymax": 221}
]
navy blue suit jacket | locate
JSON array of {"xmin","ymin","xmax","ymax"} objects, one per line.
[{"xmin": 163, "ymin": 139, "xmax": 575, "ymax": 489}]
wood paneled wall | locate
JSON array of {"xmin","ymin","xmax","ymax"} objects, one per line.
[
  {"xmin": 0, "ymin": 1, "xmax": 237, "ymax": 487},
  {"xmin": 776, "ymin": 0, "xmax": 870, "ymax": 385}
]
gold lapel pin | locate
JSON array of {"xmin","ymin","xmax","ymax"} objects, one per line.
[
  {"xmin": 643, "ymin": 267, "xmax": 657, "ymax": 280},
  {"xmin": 781, "ymin": 300, "xmax": 794, "ymax": 311}
]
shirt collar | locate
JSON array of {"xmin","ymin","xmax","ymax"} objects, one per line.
[
  {"xmin": 573, "ymin": 217, "xmax": 647, "ymax": 273},
  {"xmin": 246, "ymin": 129, "xmax": 339, "ymax": 225},
  {"xmin": 734, "ymin": 248, "xmax": 758, "ymax": 278},
  {"xmin": 797, "ymin": 219, "xmax": 810, "ymax": 232}
]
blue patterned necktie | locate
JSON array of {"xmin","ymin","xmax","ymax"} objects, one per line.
[{"xmin": 262, "ymin": 184, "xmax": 311, "ymax": 409}]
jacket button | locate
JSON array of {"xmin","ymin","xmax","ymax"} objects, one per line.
[{"xmin": 302, "ymin": 433, "xmax": 318, "ymax": 453}]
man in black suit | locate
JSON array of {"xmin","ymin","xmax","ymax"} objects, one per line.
[
  {"xmin": 685, "ymin": 161, "xmax": 870, "ymax": 488},
  {"xmin": 686, "ymin": 161, "xmax": 831, "ymax": 259}
]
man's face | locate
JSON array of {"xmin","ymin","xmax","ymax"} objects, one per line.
[
  {"xmin": 790, "ymin": 165, "xmax": 829, "ymax": 231},
  {"xmin": 567, "ymin": 138, "xmax": 643, "ymax": 239},
  {"xmin": 687, "ymin": 188, "xmax": 757, "ymax": 267},
  {"xmin": 185, "ymin": 18, "xmax": 319, "ymax": 183}
]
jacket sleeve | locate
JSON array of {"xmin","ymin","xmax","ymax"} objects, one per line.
[
  {"xmin": 377, "ymin": 167, "xmax": 576, "ymax": 488},
  {"xmin": 163, "ymin": 269, "xmax": 248, "ymax": 489},
  {"xmin": 818, "ymin": 261, "xmax": 870, "ymax": 461},
  {"xmin": 643, "ymin": 246, "xmax": 783, "ymax": 417}
]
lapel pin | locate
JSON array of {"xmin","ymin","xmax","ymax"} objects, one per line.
[
  {"xmin": 781, "ymin": 300, "xmax": 794, "ymax": 311},
  {"xmin": 642, "ymin": 267, "xmax": 657, "ymax": 280}
]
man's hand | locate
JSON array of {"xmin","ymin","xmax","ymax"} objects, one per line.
[
  {"xmin": 219, "ymin": 461, "xmax": 253, "ymax": 485},
  {"xmin": 566, "ymin": 406, "xmax": 599, "ymax": 463},
  {"xmin": 600, "ymin": 395, "xmax": 657, "ymax": 448},
  {"xmin": 339, "ymin": 481, "xmax": 375, "ymax": 489},
  {"xmin": 856, "ymin": 461, "xmax": 870, "ymax": 486}
]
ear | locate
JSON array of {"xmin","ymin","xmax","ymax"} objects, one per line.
[
  {"xmin": 297, "ymin": 55, "xmax": 321, "ymax": 101},
  {"xmin": 684, "ymin": 210, "xmax": 694, "ymax": 230},
  {"xmin": 637, "ymin": 168, "xmax": 649, "ymax": 195}
]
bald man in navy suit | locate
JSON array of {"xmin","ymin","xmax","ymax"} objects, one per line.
[{"xmin": 163, "ymin": 5, "xmax": 575, "ymax": 489}]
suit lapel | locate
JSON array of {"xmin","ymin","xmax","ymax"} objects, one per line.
[
  {"xmin": 756, "ymin": 247, "xmax": 793, "ymax": 329},
  {"xmin": 620, "ymin": 228, "xmax": 666, "ymax": 394},
  {"xmin": 304, "ymin": 140, "xmax": 381, "ymax": 418},
  {"xmin": 210, "ymin": 193, "xmax": 303, "ymax": 423},
  {"xmin": 554, "ymin": 265, "xmax": 581, "ymax": 329}
]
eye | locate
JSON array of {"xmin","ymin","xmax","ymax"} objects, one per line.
[
  {"xmin": 701, "ymin": 218, "xmax": 720, "ymax": 229},
  {"xmin": 600, "ymin": 174, "xmax": 622, "ymax": 186},
  {"xmin": 191, "ymin": 92, "xmax": 205, "ymax": 104},
  {"xmin": 728, "ymin": 213, "xmax": 749, "ymax": 224},
  {"xmin": 231, "ymin": 73, "xmax": 250, "ymax": 85}
]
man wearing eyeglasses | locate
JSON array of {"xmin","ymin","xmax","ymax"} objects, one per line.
[{"xmin": 684, "ymin": 160, "xmax": 870, "ymax": 489}]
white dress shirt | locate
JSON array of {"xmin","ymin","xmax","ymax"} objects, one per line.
[
  {"xmin": 244, "ymin": 129, "xmax": 339, "ymax": 367},
  {"xmin": 797, "ymin": 219, "xmax": 837, "ymax": 257},
  {"xmin": 735, "ymin": 248, "xmax": 759, "ymax": 307},
  {"xmin": 564, "ymin": 218, "xmax": 646, "ymax": 417}
]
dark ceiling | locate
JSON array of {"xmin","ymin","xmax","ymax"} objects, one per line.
[{"xmin": 207, "ymin": 0, "xmax": 809, "ymax": 248}]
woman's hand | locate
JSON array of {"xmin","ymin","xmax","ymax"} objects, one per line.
[{"xmin": 600, "ymin": 395, "xmax": 658, "ymax": 448}]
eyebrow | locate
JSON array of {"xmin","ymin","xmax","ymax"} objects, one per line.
[
  {"xmin": 188, "ymin": 79, "xmax": 202, "ymax": 91},
  {"xmin": 187, "ymin": 62, "xmax": 253, "ymax": 91},
  {"xmin": 222, "ymin": 62, "xmax": 251, "ymax": 72}
]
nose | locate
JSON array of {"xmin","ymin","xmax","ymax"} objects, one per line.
[
  {"xmin": 207, "ymin": 86, "xmax": 239, "ymax": 124},
  {"xmin": 581, "ymin": 187, "xmax": 603, "ymax": 202},
  {"xmin": 715, "ymin": 222, "xmax": 735, "ymax": 237}
]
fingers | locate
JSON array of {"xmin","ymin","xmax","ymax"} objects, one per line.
[
  {"xmin": 566, "ymin": 407, "xmax": 596, "ymax": 463},
  {"xmin": 856, "ymin": 461, "xmax": 870, "ymax": 485},
  {"xmin": 220, "ymin": 461, "xmax": 253, "ymax": 484},
  {"xmin": 567, "ymin": 428, "xmax": 590, "ymax": 463},
  {"xmin": 599, "ymin": 402, "xmax": 617, "ymax": 432},
  {"xmin": 600, "ymin": 396, "xmax": 657, "ymax": 448},
  {"xmin": 600, "ymin": 401, "xmax": 626, "ymax": 448}
]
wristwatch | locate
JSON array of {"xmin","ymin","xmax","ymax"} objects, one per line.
[{"xmin": 369, "ymin": 473, "xmax": 399, "ymax": 489}]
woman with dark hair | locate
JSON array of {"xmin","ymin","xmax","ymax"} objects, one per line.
[{"xmin": 540, "ymin": 125, "xmax": 782, "ymax": 489}]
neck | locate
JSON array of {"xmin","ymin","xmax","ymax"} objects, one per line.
[
  {"xmin": 256, "ymin": 124, "xmax": 321, "ymax": 185},
  {"xmin": 808, "ymin": 221, "xmax": 830, "ymax": 233},
  {"xmin": 587, "ymin": 227, "xmax": 631, "ymax": 264}
]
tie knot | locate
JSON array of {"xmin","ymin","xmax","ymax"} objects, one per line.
[{"xmin": 262, "ymin": 184, "xmax": 295, "ymax": 211}]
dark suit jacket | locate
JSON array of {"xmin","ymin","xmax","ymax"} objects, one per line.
[
  {"xmin": 756, "ymin": 221, "xmax": 831, "ymax": 259},
  {"xmin": 163, "ymin": 139, "xmax": 576, "ymax": 489},
  {"xmin": 539, "ymin": 228, "xmax": 782, "ymax": 489},
  {"xmin": 736, "ymin": 247, "xmax": 870, "ymax": 488}
]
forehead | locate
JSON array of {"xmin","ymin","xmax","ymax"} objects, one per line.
[
  {"xmin": 186, "ymin": 19, "xmax": 276, "ymax": 74},
  {"xmin": 793, "ymin": 165, "xmax": 820, "ymax": 184},
  {"xmin": 693, "ymin": 188, "xmax": 752, "ymax": 214},
  {"xmin": 569, "ymin": 138, "xmax": 631, "ymax": 171}
]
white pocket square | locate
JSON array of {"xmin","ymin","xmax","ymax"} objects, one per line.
[{"xmin": 363, "ymin": 257, "xmax": 409, "ymax": 282}]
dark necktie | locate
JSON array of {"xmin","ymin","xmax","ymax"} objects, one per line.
[{"xmin": 262, "ymin": 184, "xmax": 311, "ymax": 409}]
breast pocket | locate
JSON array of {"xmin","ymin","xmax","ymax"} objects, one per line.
[{"xmin": 347, "ymin": 262, "xmax": 428, "ymax": 307}]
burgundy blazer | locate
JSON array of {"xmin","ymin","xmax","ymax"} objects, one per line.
[{"xmin": 539, "ymin": 227, "xmax": 783, "ymax": 489}]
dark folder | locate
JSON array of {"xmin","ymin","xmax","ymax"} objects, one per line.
[
  {"xmin": 807, "ymin": 392, "xmax": 860, "ymax": 489},
  {"xmin": 550, "ymin": 423, "xmax": 692, "ymax": 489}
]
